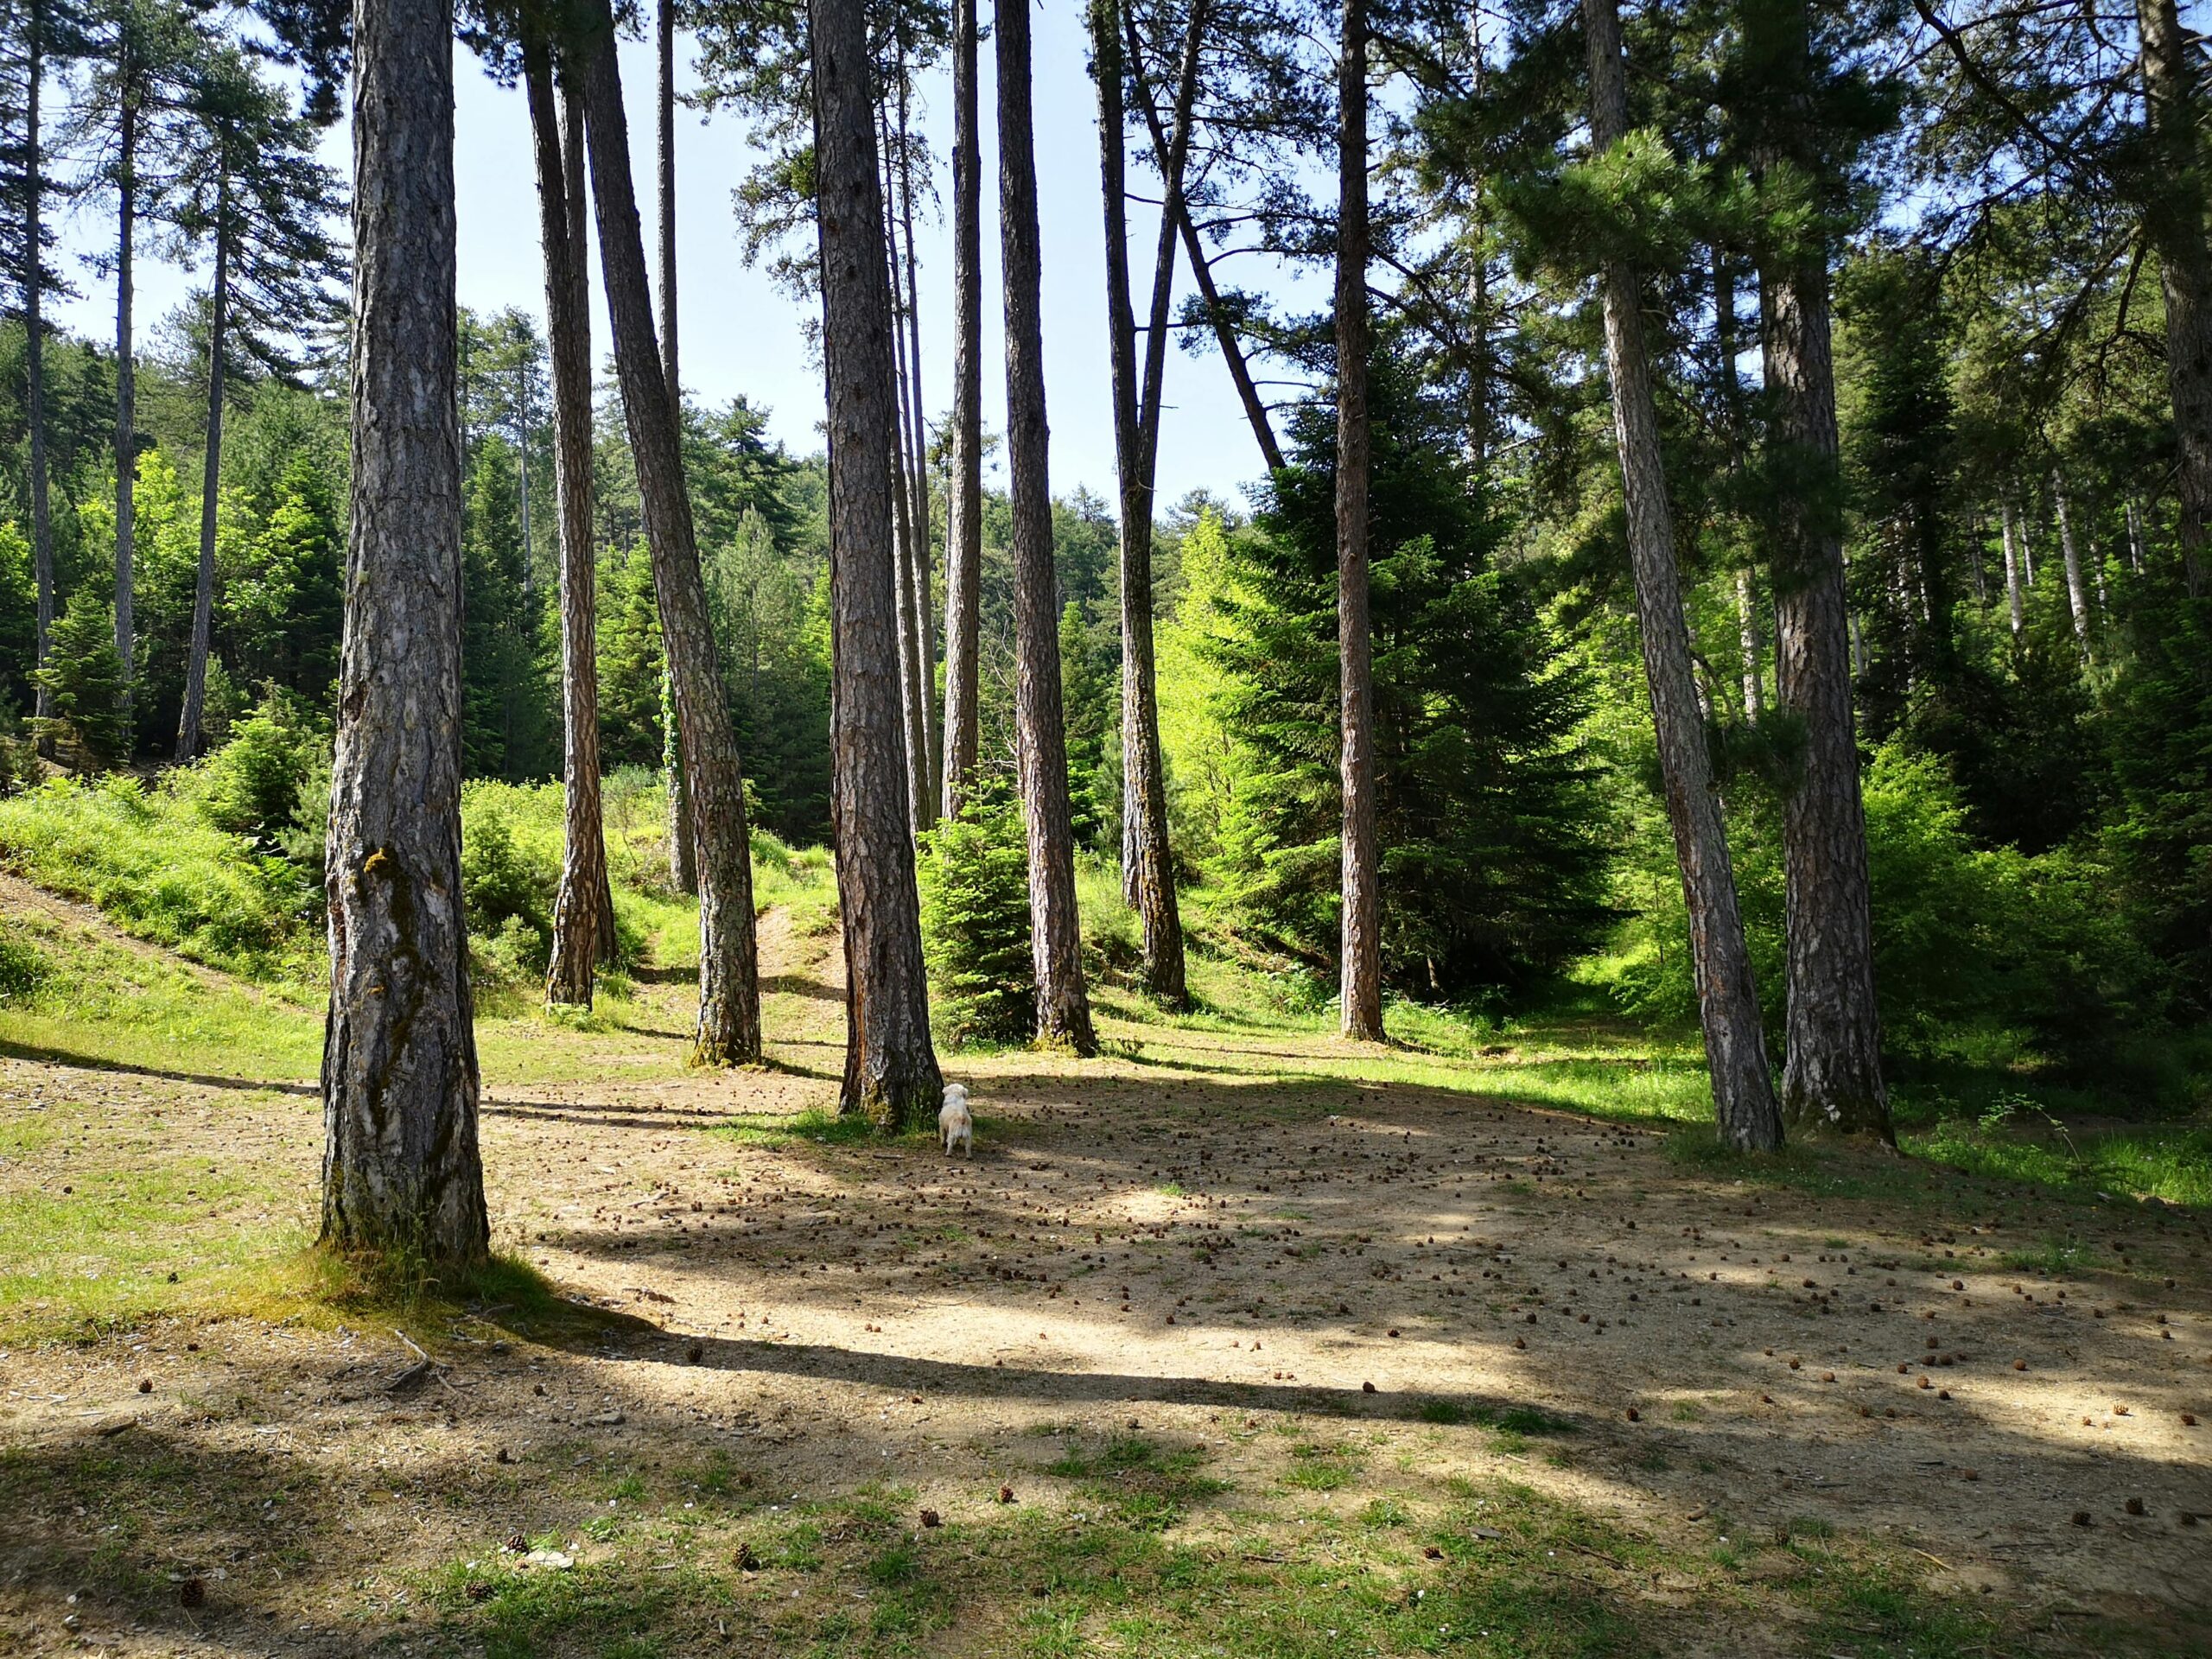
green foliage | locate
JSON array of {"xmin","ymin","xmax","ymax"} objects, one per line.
[
  {"xmin": 0, "ymin": 774, "xmax": 315, "ymax": 978},
  {"xmin": 1196, "ymin": 360, "xmax": 1615, "ymax": 1000},
  {"xmin": 460, "ymin": 789, "xmax": 558, "ymax": 979},
  {"xmin": 0, "ymin": 931, "xmax": 46, "ymax": 1001},
  {"xmin": 918, "ymin": 779, "xmax": 1035, "ymax": 1046},
  {"xmin": 30, "ymin": 588, "xmax": 127, "ymax": 766},
  {"xmin": 178, "ymin": 685, "xmax": 328, "ymax": 848}
]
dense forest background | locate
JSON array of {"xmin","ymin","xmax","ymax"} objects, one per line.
[{"xmin": 3, "ymin": 0, "xmax": 2209, "ymax": 1113}]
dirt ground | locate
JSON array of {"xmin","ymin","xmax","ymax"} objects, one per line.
[{"xmin": 2, "ymin": 899, "xmax": 2209, "ymax": 1656}]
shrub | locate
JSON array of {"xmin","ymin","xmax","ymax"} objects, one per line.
[
  {"xmin": 29, "ymin": 588, "xmax": 127, "ymax": 767},
  {"xmin": 181, "ymin": 688, "xmax": 329, "ymax": 848},
  {"xmin": 459, "ymin": 796, "xmax": 556, "ymax": 951},
  {"xmin": 918, "ymin": 781, "xmax": 1034, "ymax": 1046},
  {"xmin": 0, "ymin": 931, "xmax": 47, "ymax": 1001}
]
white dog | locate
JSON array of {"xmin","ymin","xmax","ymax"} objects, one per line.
[{"xmin": 938, "ymin": 1084, "xmax": 974, "ymax": 1158}]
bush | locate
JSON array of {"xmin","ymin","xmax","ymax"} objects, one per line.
[
  {"xmin": 181, "ymin": 688, "xmax": 330, "ymax": 848},
  {"xmin": 459, "ymin": 794, "xmax": 556, "ymax": 955},
  {"xmin": 29, "ymin": 588, "xmax": 127, "ymax": 767},
  {"xmin": 918, "ymin": 781, "xmax": 1035, "ymax": 1046},
  {"xmin": 0, "ymin": 931, "xmax": 47, "ymax": 1001}
]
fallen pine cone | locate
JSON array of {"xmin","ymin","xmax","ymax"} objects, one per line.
[
  {"xmin": 919, "ymin": 1509, "xmax": 942, "ymax": 1529},
  {"xmin": 178, "ymin": 1577, "xmax": 206, "ymax": 1609},
  {"xmin": 997, "ymin": 1485, "xmax": 1014, "ymax": 1504}
]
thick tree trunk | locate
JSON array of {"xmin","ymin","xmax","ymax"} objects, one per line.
[
  {"xmin": 25, "ymin": 5, "xmax": 53, "ymax": 754},
  {"xmin": 321, "ymin": 0, "xmax": 489, "ymax": 1268},
  {"xmin": 1760, "ymin": 254, "xmax": 1891, "ymax": 1142},
  {"xmin": 113, "ymin": 84, "xmax": 137, "ymax": 728},
  {"xmin": 998, "ymin": 0, "xmax": 1096, "ymax": 1053},
  {"xmin": 178, "ymin": 181, "xmax": 230, "ymax": 763},
  {"xmin": 2139, "ymin": 0, "xmax": 2211, "ymax": 595},
  {"xmin": 1092, "ymin": 0, "xmax": 1187, "ymax": 1005},
  {"xmin": 578, "ymin": 0, "xmax": 761, "ymax": 1065},
  {"xmin": 1586, "ymin": 0, "xmax": 1780, "ymax": 1149},
  {"xmin": 532, "ymin": 42, "xmax": 606, "ymax": 1009},
  {"xmin": 808, "ymin": 0, "xmax": 944, "ymax": 1127},
  {"xmin": 1999, "ymin": 497, "xmax": 2024, "ymax": 639},
  {"xmin": 939, "ymin": 0, "xmax": 984, "ymax": 820},
  {"xmin": 2053, "ymin": 474, "xmax": 2092, "ymax": 663},
  {"xmin": 1335, "ymin": 0, "xmax": 1382, "ymax": 1042}
]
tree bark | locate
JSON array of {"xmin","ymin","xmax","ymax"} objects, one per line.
[
  {"xmin": 321, "ymin": 0, "xmax": 489, "ymax": 1268},
  {"xmin": 532, "ymin": 41, "xmax": 606, "ymax": 1009},
  {"xmin": 1092, "ymin": 0, "xmax": 1187, "ymax": 1005},
  {"xmin": 1586, "ymin": 0, "xmax": 1780, "ymax": 1150},
  {"xmin": 1760, "ymin": 252, "xmax": 1891, "ymax": 1141},
  {"xmin": 1999, "ymin": 496, "xmax": 2024, "ymax": 639},
  {"xmin": 655, "ymin": 0, "xmax": 697, "ymax": 895},
  {"xmin": 881, "ymin": 108, "xmax": 933, "ymax": 841},
  {"xmin": 1335, "ymin": 0, "xmax": 1382, "ymax": 1042},
  {"xmin": 2053, "ymin": 473, "xmax": 2092, "ymax": 663},
  {"xmin": 178, "ymin": 173, "xmax": 230, "ymax": 762},
  {"xmin": 25, "ymin": 2, "xmax": 54, "ymax": 755},
  {"xmin": 2138, "ymin": 0, "xmax": 2210, "ymax": 595},
  {"xmin": 578, "ymin": 0, "xmax": 761, "ymax": 1065},
  {"xmin": 113, "ymin": 71, "xmax": 137, "ymax": 728},
  {"xmin": 998, "ymin": 0, "xmax": 1096, "ymax": 1053},
  {"xmin": 809, "ymin": 0, "xmax": 944, "ymax": 1128},
  {"xmin": 894, "ymin": 60, "xmax": 938, "ymax": 826},
  {"xmin": 2126, "ymin": 497, "xmax": 2146, "ymax": 572},
  {"xmin": 938, "ymin": 0, "xmax": 984, "ymax": 821}
]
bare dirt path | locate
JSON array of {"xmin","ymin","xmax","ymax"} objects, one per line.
[{"xmin": 2, "ymin": 905, "xmax": 2208, "ymax": 1656}]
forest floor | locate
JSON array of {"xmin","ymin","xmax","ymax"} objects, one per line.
[{"xmin": 1, "ymin": 874, "xmax": 2209, "ymax": 1658}]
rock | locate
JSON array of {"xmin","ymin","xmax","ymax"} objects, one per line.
[
  {"xmin": 523, "ymin": 1549, "xmax": 574, "ymax": 1570},
  {"xmin": 589, "ymin": 1410, "xmax": 625, "ymax": 1427}
]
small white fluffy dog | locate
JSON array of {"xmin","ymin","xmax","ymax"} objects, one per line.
[{"xmin": 938, "ymin": 1084, "xmax": 974, "ymax": 1158}]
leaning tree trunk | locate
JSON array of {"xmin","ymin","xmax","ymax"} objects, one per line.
[
  {"xmin": 112, "ymin": 78, "xmax": 138, "ymax": 730},
  {"xmin": 25, "ymin": 3, "xmax": 54, "ymax": 755},
  {"xmin": 1092, "ymin": 0, "xmax": 1187, "ymax": 1006},
  {"xmin": 1586, "ymin": 0, "xmax": 1780, "ymax": 1150},
  {"xmin": 998, "ymin": 0, "xmax": 1096, "ymax": 1053},
  {"xmin": 894, "ymin": 65, "xmax": 938, "ymax": 827},
  {"xmin": 656, "ymin": 0, "xmax": 696, "ymax": 897},
  {"xmin": 808, "ymin": 0, "xmax": 944, "ymax": 1128},
  {"xmin": 321, "ymin": 0, "xmax": 489, "ymax": 1268},
  {"xmin": 882, "ymin": 167, "xmax": 932, "ymax": 842},
  {"xmin": 2139, "ymin": 0, "xmax": 2211, "ymax": 596},
  {"xmin": 578, "ymin": 0, "xmax": 761, "ymax": 1065},
  {"xmin": 940, "ymin": 0, "xmax": 984, "ymax": 819},
  {"xmin": 1335, "ymin": 0, "xmax": 1382, "ymax": 1042},
  {"xmin": 1761, "ymin": 253, "xmax": 1891, "ymax": 1142},
  {"xmin": 531, "ymin": 41, "xmax": 607, "ymax": 1008},
  {"xmin": 177, "ymin": 175, "xmax": 230, "ymax": 762}
]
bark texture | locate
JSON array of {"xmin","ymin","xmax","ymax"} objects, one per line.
[
  {"xmin": 177, "ymin": 174, "xmax": 229, "ymax": 761},
  {"xmin": 1092, "ymin": 0, "xmax": 1187, "ymax": 1005},
  {"xmin": 26, "ymin": 4, "xmax": 53, "ymax": 749},
  {"xmin": 112, "ymin": 77, "xmax": 137, "ymax": 719},
  {"xmin": 579, "ymin": 0, "xmax": 761, "ymax": 1065},
  {"xmin": 1586, "ymin": 0, "xmax": 1780, "ymax": 1150},
  {"xmin": 998, "ymin": 0, "xmax": 1096, "ymax": 1053},
  {"xmin": 656, "ymin": 0, "xmax": 696, "ymax": 898},
  {"xmin": 1761, "ymin": 254, "xmax": 1891, "ymax": 1141},
  {"xmin": 2138, "ymin": 0, "xmax": 2211, "ymax": 595},
  {"xmin": 1335, "ymin": 0, "xmax": 1382, "ymax": 1042},
  {"xmin": 532, "ymin": 41, "xmax": 606, "ymax": 1009},
  {"xmin": 893, "ymin": 73, "xmax": 938, "ymax": 826},
  {"xmin": 321, "ymin": 0, "xmax": 489, "ymax": 1268},
  {"xmin": 938, "ymin": 0, "xmax": 984, "ymax": 820},
  {"xmin": 809, "ymin": 0, "xmax": 944, "ymax": 1127}
]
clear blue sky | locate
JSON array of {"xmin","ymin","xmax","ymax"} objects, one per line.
[{"xmin": 52, "ymin": 9, "xmax": 1324, "ymax": 516}]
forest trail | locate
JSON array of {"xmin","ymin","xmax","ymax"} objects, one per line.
[{"xmin": 1, "ymin": 895, "xmax": 2207, "ymax": 1656}]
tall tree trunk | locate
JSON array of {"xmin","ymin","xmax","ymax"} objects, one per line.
[
  {"xmin": 113, "ymin": 76, "xmax": 137, "ymax": 731},
  {"xmin": 321, "ymin": 0, "xmax": 489, "ymax": 1268},
  {"xmin": 578, "ymin": 0, "xmax": 761, "ymax": 1065},
  {"xmin": 894, "ymin": 61, "xmax": 938, "ymax": 826},
  {"xmin": 533, "ymin": 41, "xmax": 607, "ymax": 1009},
  {"xmin": 1092, "ymin": 0, "xmax": 1186, "ymax": 1005},
  {"xmin": 1999, "ymin": 497, "xmax": 2024, "ymax": 639},
  {"xmin": 25, "ymin": 2, "xmax": 53, "ymax": 756},
  {"xmin": 1735, "ymin": 569, "xmax": 1764, "ymax": 721},
  {"xmin": 177, "ymin": 176, "xmax": 230, "ymax": 762},
  {"xmin": 1760, "ymin": 253, "xmax": 1890, "ymax": 1141},
  {"xmin": 1335, "ymin": 0, "xmax": 1382, "ymax": 1042},
  {"xmin": 1165, "ymin": 193, "xmax": 1283, "ymax": 471},
  {"xmin": 808, "ymin": 0, "xmax": 944, "ymax": 1127},
  {"xmin": 1713, "ymin": 250, "xmax": 1764, "ymax": 721},
  {"xmin": 2053, "ymin": 474, "xmax": 2092, "ymax": 663},
  {"xmin": 2139, "ymin": 0, "xmax": 2211, "ymax": 595},
  {"xmin": 2126, "ymin": 497, "xmax": 2146, "ymax": 572},
  {"xmin": 1586, "ymin": 0, "xmax": 1780, "ymax": 1149},
  {"xmin": 650, "ymin": 0, "xmax": 694, "ymax": 898},
  {"xmin": 939, "ymin": 0, "xmax": 984, "ymax": 820},
  {"xmin": 998, "ymin": 0, "xmax": 1096, "ymax": 1053},
  {"xmin": 881, "ymin": 108, "xmax": 933, "ymax": 840}
]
